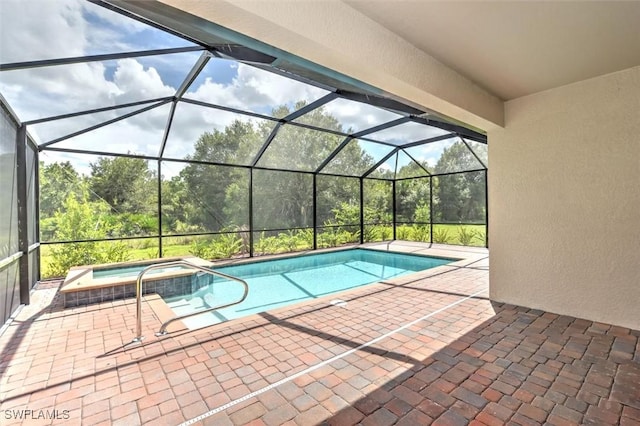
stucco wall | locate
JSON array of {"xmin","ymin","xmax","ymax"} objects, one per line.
[{"xmin": 488, "ymin": 66, "xmax": 640, "ymax": 329}]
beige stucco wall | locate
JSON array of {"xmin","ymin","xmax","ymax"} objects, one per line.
[{"xmin": 488, "ymin": 66, "xmax": 640, "ymax": 329}]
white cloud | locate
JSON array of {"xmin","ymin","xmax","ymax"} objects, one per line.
[
  {"xmin": 187, "ymin": 62, "xmax": 328, "ymax": 115},
  {"xmin": 112, "ymin": 58, "xmax": 175, "ymax": 102},
  {"xmin": 323, "ymin": 98, "xmax": 401, "ymax": 133},
  {"xmin": 366, "ymin": 121, "xmax": 450, "ymax": 145},
  {"xmin": 0, "ymin": 0, "xmax": 87, "ymax": 64},
  {"xmin": 405, "ymin": 137, "xmax": 457, "ymax": 168}
]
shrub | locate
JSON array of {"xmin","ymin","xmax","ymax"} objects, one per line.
[
  {"xmin": 189, "ymin": 239, "xmax": 212, "ymax": 258},
  {"xmin": 362, "ymin": 226, "xmax": 379, "ymax": 243},
  {"xmin": 457, "ymin": 226, "xmax": 478, "ymax": 246},
  {"xmin": 254, "ymin": 232, "xmax": 280, "ymax": 255},
  {"xmin": 432, "ymin": 228, "xmax": 451, "ymax": 244},
  {"xmin": 395, "ymin": 225, "xmax": 411, "ymax": 240},
  {"xmin": 412, "ymin": 225, "xmax": 430, "ymax": 242},
  {"xmin": 210, "ymin": 233, "xmax": 243, "ymax": 259}
]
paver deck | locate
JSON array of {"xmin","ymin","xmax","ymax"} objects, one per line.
[{"xmin": 0, "ymin": 242, "xmax": 638, "ymax": 425}]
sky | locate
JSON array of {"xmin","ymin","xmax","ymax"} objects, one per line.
[{"xmin": 0, "ymin": 0, "xmax": 481, "ymax": 177}]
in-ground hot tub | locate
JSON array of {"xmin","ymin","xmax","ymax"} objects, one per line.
[{"xmin": 59, "ymin": 256, "xmax": 214, "ymax": 308}]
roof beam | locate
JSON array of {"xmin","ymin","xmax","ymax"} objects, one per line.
[{"xmin": 0, "ymin": 46, "xmax": 204, "ymax": 71}]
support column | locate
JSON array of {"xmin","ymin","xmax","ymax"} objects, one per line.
[
  {"xmin": 16, "ymin": 125, "xmax": 29, "ymax": 305},
  {"xmin": 392, "ymin": 180, "xmax": 397, "ymax": 241},
  {"xmin": 157, "ymin": 160, "xmax": 163, "ymax": 257},
  {"xmin": 359, "ymin": 178, "xmax": 364, "ymax": 244},
  {"xmin": 312, "ymin": 174, "xmax": 317, "ymax": 250},
  {"xmin": 484, "ymin": 169, "xmax": 489, "ymax": 248},
  {"xmin": 429, "ymin": 176, "xmax": 434, "ymax": 245},
  {"xmin": 249, "ymin": 168, "xmax": 254, "ymax": 257}
]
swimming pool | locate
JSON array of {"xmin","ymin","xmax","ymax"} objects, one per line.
[{"xmin": 164, "ymin": 248, "xmax": 454, "ymax": 329}]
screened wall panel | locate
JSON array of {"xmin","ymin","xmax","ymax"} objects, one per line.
[
  {"xmin": 363, "ymin": 179, "xmax": 393, "ymax": 242},
  {"xmin": 161, "ymin": 161, "xmax": 249, "ymax": 234},
  {"xmin": 28, "ymin": 248, "xmax": 40, "ymax": 289},
  {"xmin": 1, "ymin": 105, "xmax": 18, "ymax": 259},
  {"xmin": 433, "ymin": 171, "xmax": 486, "ymax": 224},
  {"xmin": 252, "ymin": 169, "xmax": 313, "ymax": 231},
  {"xmin": 0, "ymin": 262, "xmax": 19, "ymax": 328},
  {"xmin": 0, "ymin": 103, "xmax": 21, "ymax": 324},
  {"xmin": 41, "ymin": 238, "xmax": 159, "ymax": 279},
  {"xmin": 26, "ymin": 140, "xmax": 38, "ymax": 246},
  {"xmin": 316, "ymin": 175, "xmax": 360, "ymax": 226},
  {"xmin": 396, "ymin": 178, "xmax": 431, "ymax": 223},
  {"xmin": 316, "ymin": 175, "xmax": 360, "ymax": 248},
  {"xmin": 395, "ymin": 177, "xmax": 431, "ymax": 243},
  {"xmin": 40, "ymin": 152, "xmax": 159, "ymax": 241}
]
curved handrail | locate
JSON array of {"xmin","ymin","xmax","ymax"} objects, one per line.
[{"xmin": 131, "ymin": 260, "xmax": 249, "ymax": 343}]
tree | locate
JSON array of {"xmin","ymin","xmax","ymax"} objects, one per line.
[
  {"xmin": 176, "ymin": 120, "xmax": 259, "ymax": 232},
  {"xmin": 88, "ymin": 156, "xmax": 156, "ymax": 214},
  {"xmin": 39, "ymin": 161, "xmax": 82, "ymax": 218}
]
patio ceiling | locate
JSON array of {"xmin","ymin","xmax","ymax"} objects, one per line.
[{"xmin": 346, "ymin": 1, "xmax": 640, "ymax": 101}]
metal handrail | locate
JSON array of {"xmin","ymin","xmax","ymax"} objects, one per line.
[{"xmin": 131, "ymin": 260, "xmax": 249, "ymax": 343}]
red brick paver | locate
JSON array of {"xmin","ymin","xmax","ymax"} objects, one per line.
[{"xmin": 0, "ymin": 243, "xmax": 638, "ymax": 425}]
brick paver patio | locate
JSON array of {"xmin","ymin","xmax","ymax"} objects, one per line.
[{"xmin": 0, "ymin": 243, "xmax": 638, "ymax": 425}]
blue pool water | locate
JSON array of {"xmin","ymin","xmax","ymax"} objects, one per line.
[{"xmin": 164, "ymin": 249, "xmax": 454, "ymax": 329}]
